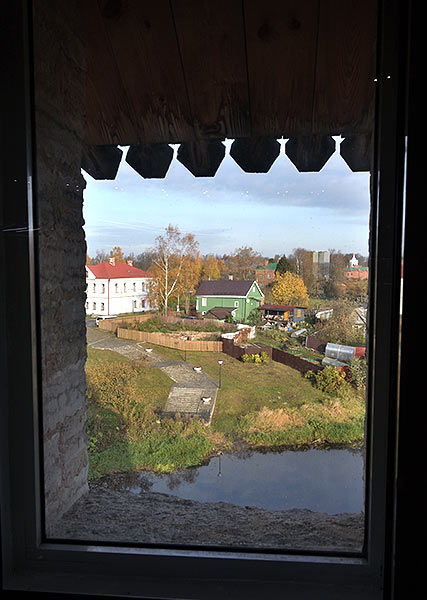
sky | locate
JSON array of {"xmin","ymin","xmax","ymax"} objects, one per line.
[{"xmin": 82, "ymin": 138, "xmax": 370, "ymax": 260}]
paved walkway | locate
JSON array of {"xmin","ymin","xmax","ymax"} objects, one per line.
[{"xmin": 87, "ymin": 326, "xmax": 218, "ymax": 423}]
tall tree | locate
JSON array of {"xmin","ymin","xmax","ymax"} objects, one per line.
[
  {"xmin": 275, "ymin": 254, "xmax": 292, "ymax": 275},
  {"xmin": 201, "ymin": 255, "xmax": 221, "ymax": 280},
  {"xmin": 148, "ymin": 225, "xmax": 199, "ymax": 316},
  {"xmin": 324, "ymin": 250, "xmax": 348, "ymax": 299},
  {"xmin": 288, "ymin": 248, "xmax": 315, "ymax": 292},
  {"xmin": 109, "ymin": 246, "xmax": 125, "ymax": 263},
  {"xmin": 226, "ymin": 246, "xmax": 262, "ymax": 280},
  {"xmin": 272, "ymin": 272, "xmax": 309, "ymax": 306}
]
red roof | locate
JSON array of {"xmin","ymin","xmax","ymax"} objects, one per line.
[{"xmin": 86, "ymin": 262, "xmax": 151, "ymax": 279}]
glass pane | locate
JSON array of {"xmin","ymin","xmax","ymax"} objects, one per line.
[{"xmin": 33, "ymin": 0, "xmax": 376, "ymax": 552}]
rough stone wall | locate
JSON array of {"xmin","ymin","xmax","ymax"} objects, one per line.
[{"xmin": 33, "ymin": 0, "xmax": 88, "ymax": 534}]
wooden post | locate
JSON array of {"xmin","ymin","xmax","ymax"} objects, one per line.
[
  {"xmin": 177, "ymin": 140, "xmax": 225, "ymax": 177},
  {"xmin": 81, "ymin": 144, "xmax": 123, "ymax": 179},
  {"xmin": 230, "ymin": 137, "xmax": 281, "ymax": 173},
  {"xmin": 125, "ymin": 143, "xmax": 173, "ymax": 179},
  {"xmin": 285, "ymin": 135, "xmax": 335, "ymax": 172}
]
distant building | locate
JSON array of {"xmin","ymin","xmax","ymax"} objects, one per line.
[
  {"xmin": 195, "ymin": 279, "xmax": 264, "ymax": 323},
  {"xmin": 345, "ymin": 253, "xmax": 369, "ymax": 280},
  {"xmin": 255, "ymin": 260, "xmax": 278, "ymax": 287},
  {"xmin": 312, "ymin": 250, "xmax": 330, "ymax": 280},
  {"xmin": 85, "ymin": 258, "xmax": 154, "ymax": 315}
]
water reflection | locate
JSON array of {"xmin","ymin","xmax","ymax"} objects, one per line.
[{"xmin": 99, "ymin": 448, "xmax": 364, "ymax": 514}]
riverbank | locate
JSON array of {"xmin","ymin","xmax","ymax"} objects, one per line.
[{"xmin": 53, "ymin": 485, "xmax": 364, "ymax": 552}]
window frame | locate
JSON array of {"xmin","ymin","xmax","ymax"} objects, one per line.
[{"xmin": 0, "ymin": 0, "xmax": 414, "ymax": 598}]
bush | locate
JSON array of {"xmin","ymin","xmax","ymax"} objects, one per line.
[
  {"xmin": 305, "ymin": 366, "xmax": 346, "ymax": 393},
  {"xmin": 348, "ymin": 357, "xmax": 367, "ymax": 388},
  {"xmin": 241, "ymin": 352, "xmax": 270, "ymax": 364}
]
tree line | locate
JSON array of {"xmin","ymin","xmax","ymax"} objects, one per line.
[{"xmin": 87, "ymin": 225, "xmax": 368, "ymax": 314}]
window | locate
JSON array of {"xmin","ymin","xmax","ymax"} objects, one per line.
[
  {"xmin": 92, "ymin": 283, "xmax": 96, "ymax": 293},
  {"xmin": 201, "ymin": 297, "xmax": 207, "ymax": 306},
  {"xmin": 0, "ymin": 0, "xmax": 415, "ymax": 597},
  {"xmin": 133, "ymin": 282, "xmax": 136, "ymax": 292},
  {"xmin": 123, "ymin": 283, "xmax": 126, "ymax": 292},
  {"xmin": 92, "ymin": 302, "xmax": 96, "ymax": 311},
  {"xmin": 114, "ymin": 283, "xmax": 118, "ymax": 293},
  {"xmin": 234, "ymin": 300, "xmax": 239, "ymax": 307},
  {"xmin": 101, "ymin": 283, "xmax": 105, "ymax": 294},
  {"xmin": 100, "ymin": 303, "xmax": 104, "ymax": 311}
]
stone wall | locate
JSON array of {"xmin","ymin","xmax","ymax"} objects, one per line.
[{"xmin": 33, "ymin": 0, "xmax": 88, "ymax": 534}]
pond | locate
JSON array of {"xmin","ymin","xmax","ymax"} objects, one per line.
[{"xmin": 115, "ymin": 447, "xmax": 365, "ymax": 514}]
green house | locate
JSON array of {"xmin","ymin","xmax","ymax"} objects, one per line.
[{"xmin": 195, "ymin": 280, "xmax": 264, "ymax": 323}]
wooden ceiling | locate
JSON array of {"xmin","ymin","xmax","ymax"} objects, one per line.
[{"xmin": 82, "ymin": 0, "xmax": 377, "ymax": 178}]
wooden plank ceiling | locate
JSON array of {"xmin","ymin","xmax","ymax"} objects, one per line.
[{"xmin": 82, "ymin": 0, "xmax": 377, "ymax": 178}]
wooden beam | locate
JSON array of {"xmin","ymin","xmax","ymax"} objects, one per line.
[
  {"xmin": 81, "ymin": 145, "xmax": 123, "ymax": 180},
  {"xmin": 230, "ymin": 137, "xmax": 280, "ymax": 172},
  {"xmin": 244, "ymin": 0, "xmax": 319, "ymax": 137},
  {"xmin": 125, "ymin": 143, "xmax": 174, "ymax": 179},
  {"xmin": 171, "ymin": 0, "xmax": 250, "ymax": 139},
  {"xmin": 177, "ymin": 140, "xmax": 225, "ymax": 177},
  {"xmin": 340, "ymin": 134, "xmax": 373, "ymax": 172},
  {"xmin": 312, "ymin": 0, "xmax": 377, "ymax": 135},
  {"xmin": 85, "ymin": 0, "xmax": 194, "ymax": 145},
  {"xmin": 285, "ymin": 135, "xmax": 335, "ymax": 172},
  {"xmin": 83, "ymin": 1, "xmax": 139, "ymax": 145}
]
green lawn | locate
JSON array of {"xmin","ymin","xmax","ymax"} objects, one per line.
[{"xmin": 85, "ymin": 342, "xmax": 366, "ymax": 479}]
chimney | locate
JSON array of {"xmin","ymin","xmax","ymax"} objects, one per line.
[
  {"xmin": 127, "ymin": 259, "xmax": 133, "ymax": 267},
  {"xmin": 109, "ymin": 257, "xmax": 115, "ymax": 266}
]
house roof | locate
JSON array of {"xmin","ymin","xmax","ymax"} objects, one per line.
[
  {"xmin": 256, "ymin": 262, "xmax": 278, "ymax": 271},
  {"xmin": 195, "ymin": 280, "xmax": 261, "ymax": 297},
  {"xmin": 206, "ymin": 307, "xmax": 234, "ymax": 320},
  {"xmin": 260, "ymin": 304, "xmax": 306, "ymax": 311},
  {"xmin": 86, "ymin": 262, "xmax": 151, "ymax": 279}
]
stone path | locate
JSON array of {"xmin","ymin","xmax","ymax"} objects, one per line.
[{"xmin": 87, "ymin": 327, "xmax": 219, "ymax": 423}]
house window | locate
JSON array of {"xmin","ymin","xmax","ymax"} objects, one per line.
[
  {"xmin": 92, "ymin": 283, "xmax": 96, "ymax": 292},
  {"xmin": 114, "ymin": 283, "xmax": 118, "ymax": 293},
  {"xmin": 201, "ymin": 297, "xmax": 207, "ymax": 306},
  {"xmin": 92, "ymin": 302, "xmax": 96, "ymax": 310},
  {"xmin": 141, "ymin": 282, "xmax": 145, "ymax": 292},
  {"xmin": 234, "ymin": 300, "xmax": 239, "ymax": 307},
  {"xmin": 100, "ymin": 303, "xmax": 104, "ymax": 311},
  {"xmin": 123, "ymin": 283, "xmax": 126, "ymax": 292},
  {"xmin": 133, "ymin": 300, "xmax": 137, "ymax": 309},
  {"xmin": 133, "ymin": 282, "xmax": 136, "ymax": 292},
  {"xmin": 101, "ymin": 283, "xmax": 105, "ymax": 294}
]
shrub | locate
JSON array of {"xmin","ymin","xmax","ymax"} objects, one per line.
[
  {"xmin": 348, "ymin": 357, "xmax": 367, "ymax": 388},
  {"xmin": 305, "ymin": 366, "xmax": 346, "ymax": 393},
  {"xmin": 241, "ymin": 352, "xmax": 269, "ymax": 364}
]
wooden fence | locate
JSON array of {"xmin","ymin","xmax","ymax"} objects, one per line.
[
  {"xmin": 97, "ymin": 313, "xmax": 153, "ymax": 332},
  {"xmin": 117, "ymin": 328, "xmax": 223, "ymax": 352}
]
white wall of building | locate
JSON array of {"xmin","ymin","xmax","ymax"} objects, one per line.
[{"xmin": 85, "ymin": 274, "xmax": 153, "ymax": 315}]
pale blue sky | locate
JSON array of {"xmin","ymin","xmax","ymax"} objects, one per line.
[{"xmin": 82, "ymin": 138, "xmax": 370, "ymax": 259}]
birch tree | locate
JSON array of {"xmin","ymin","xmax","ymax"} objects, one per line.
[{"xmin": 148, "ymin": 225, "xmax": 199, "ymax": 316}]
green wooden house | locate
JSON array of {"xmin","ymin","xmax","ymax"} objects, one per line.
[{"xmin": 195, "ymin": 280, "xmax": 264, "ymax": 323}]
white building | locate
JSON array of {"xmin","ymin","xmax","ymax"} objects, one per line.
[{"xmin": 85, "ymin": 258, "xmax": 154, "ymax": 316}]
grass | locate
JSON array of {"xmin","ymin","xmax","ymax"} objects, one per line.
[{"xmin": 85, "ymin": 341, "xmax": 366, "ymax": 480}]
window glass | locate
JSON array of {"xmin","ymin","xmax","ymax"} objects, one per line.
[{"xmin": 32, "ymin": 0, "xmax": 376, "ymax": 553}]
